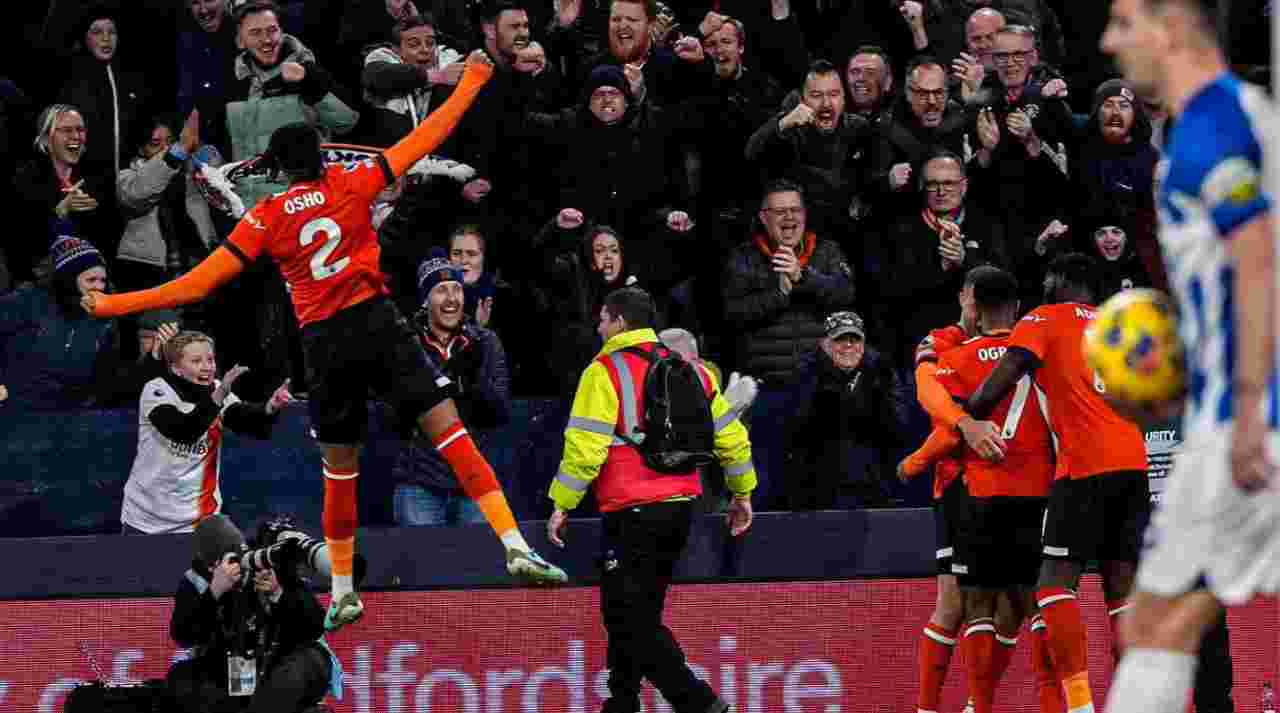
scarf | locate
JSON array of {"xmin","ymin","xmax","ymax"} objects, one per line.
[
  {"xmin": 921, "ymin": 207, "xmax": 965, "ymax": 241},
  {"xmin": 753, "ymin": 232, "xmax": 817, "ymax": 266}
]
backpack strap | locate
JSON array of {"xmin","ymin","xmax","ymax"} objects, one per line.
[{"xmin": 604, "ymin": 350, "xmax": 644, "ymax": 445}]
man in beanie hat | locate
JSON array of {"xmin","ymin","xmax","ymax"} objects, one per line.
[
  {"xmin": 391, "ymin": 248, "xmax": 512, "ymax": 526},
  {"xmin": 0, "ymin": 222, "xmax": 120, "ymax": 410},
  {"xmin": 167, "ymin": 513, "xmax": 340, "ymax": 711},
  {"xmin": 83, "ymin": 49, "xmax": 566, "ymax": 632},
  {"xmin": 1060, "ymin": 77, "xmax": 1166, "ymax": 292}
]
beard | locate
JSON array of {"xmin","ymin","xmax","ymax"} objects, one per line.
[{"xmin": 609, "ymin": 32, "xmax": 649, "ymax": 64}]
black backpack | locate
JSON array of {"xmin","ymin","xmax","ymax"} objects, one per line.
[{"xmin": 614, "ymin": 346, "xmax": 717, "ymax": 473}]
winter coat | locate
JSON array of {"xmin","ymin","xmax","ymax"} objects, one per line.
[
  {"xmin": 391, "ymin": 323, "xmax": 511, "ymax": 491},
  {"xmin": 361, "ymin": 43, "xmax": 462, "ymax": 148},
  {"xmin": 875, "ymin": 204, "xmax": 1003, "ymax": 368},
  {"xmin": 11, "ymin": 156, "xmax": 120, "ymax": 282},
  {"xmin": 175, "ymin": 21, "xmax": 238, "ymax": 118},
  {"xmin": 870, "ymin": 98, "xmax": 974, "ymax": 220},
  {"xmin": 745, "ymin": 107, "xmax": 876, "ymax": 237},
  {"xmin": 57, "ymin": 54, "xmax": 151, "ymax": 174},
  {"xmin": 784, "ymin": 346, "xmax": 909, "ymax": 510},
  {"xmin": 0, "ymin": 282, "xmax": 119, "ymax": 410},
  {"xmin": 115, "ymin": 148, "xmax": 188, "ymax": 268},
  {"xmin": 196, "ymin": 35, "xmax": 359, "ymax": 210},
  {"xmin": 524, "ymin": 99, "xmax": 687, "ymax": 243},
  {"xmin": 722, "ymin": 235, "xmax": 856, "ymax": 383},
  {"xmin": 169, "ymin": 559, "xmax": 329, "ymax": 689}
]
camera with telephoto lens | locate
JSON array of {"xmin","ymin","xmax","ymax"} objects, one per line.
[{"xmin": 230, "ymin": 515, "xmax": 327, "ymax": 585}]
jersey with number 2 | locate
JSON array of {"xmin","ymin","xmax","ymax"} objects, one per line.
[{"xmin": 226, "ymin": 159, "xmax": 392, "ymax": 326}]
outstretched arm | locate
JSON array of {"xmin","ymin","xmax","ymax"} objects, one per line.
[
  {"xmin": 383, "ymin": 52, "xmax": 495, "ymax": 178},
  {"xmin": 82, "ymin": 246, "xmax": 246, "ymax": 318}
]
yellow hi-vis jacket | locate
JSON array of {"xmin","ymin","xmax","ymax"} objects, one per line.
[{"xmin": 549, "ymin": 328, "xmax": 758, "ymax": 512}]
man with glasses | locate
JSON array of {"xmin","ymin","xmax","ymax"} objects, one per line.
[
  {"xmin": 872, "ymin": 56, "xmax": 973, "ymax": 222},
  {"xmin": 878, "ymin": 151, "xmax": 1003, "ymax": 371},
  {"xmin": 746, "ymin": 60, "xmax": 874, "ymax": 278},
  {"xmin": 722, "ymin": 179, "xmax": 856, "ymax": 384},
  {"xmin": 967, "ymin": 24, "xmax": 1072, "ymax": 305}
]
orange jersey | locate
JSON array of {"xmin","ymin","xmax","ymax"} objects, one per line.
[
  {"xmin": 915, "ymin": 323, "xmax": 969, "ymax": 366},
  {"xmin": 1009, "ymin": 302, "xmax": 1147, "ymax": 479},
  {"xmin": 226, "ymin": 158, "xmax": 392, "ymax": 326},
  {"xmin": 915, "ymin": 324, "xmax": 970, "ymax": 498},
  {"xmin": 936, "ymin": 331, "xmax": 1054, "ymax": 497}
]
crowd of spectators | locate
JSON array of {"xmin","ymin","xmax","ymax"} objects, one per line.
[{"xmin": 0, "ymin": 0, "xmax": 1272, "ymax": 518}]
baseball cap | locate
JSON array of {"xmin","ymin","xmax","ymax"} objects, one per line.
[{"xmin": 825, "ymin": 311, "xmax": 865, "ymax": 340}]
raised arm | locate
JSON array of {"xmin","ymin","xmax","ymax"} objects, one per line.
[{"xmin": 383, "ymin": 51, "xmax": 496, "ymax": 178}]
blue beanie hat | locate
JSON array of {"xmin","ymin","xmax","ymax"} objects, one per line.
[
  {"xmin": 416, "ymin": 248, "xmax": 465, "ymax": 305},
  {"xmin": 50, "ymin": 221, "xmax": 105, "ymax": 278}
]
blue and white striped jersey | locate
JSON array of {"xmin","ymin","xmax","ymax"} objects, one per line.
[{"xmin": 1156, "ymin": 74, "xmax": 1277, "ymax": 436}]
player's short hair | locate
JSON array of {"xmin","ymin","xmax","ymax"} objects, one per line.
[
  {"xmin": 266, "ymin": 122, "xmax": 323, "ymax": 182},
  {"xmin": 604, "ymin": 286, "xmax": 657, "ymax": 330},
  {"xmin": 971, "ymin": 267, "xmax": 1020, "ymax": 310},
  {"xmin": 392, "ymin": 13, "xmax": 438, "ymax": 45},
  {"xmin": 33, "ymin": 104, "xmax": 82, "ymax": 155},
  {"xmin": 963, "ymin": 263, "xmax": 1004, "ymax": 289},
  {"xmin": 164, "ymin": 331, "xmax": 215, "ymax": 366},
  {"xmin": 1046, "ymin": 252, "xmax": 1100, "ymax": 300},
  {"xmin": 610, "ymin": 0, "xmax": 659, "ymax": 21}
]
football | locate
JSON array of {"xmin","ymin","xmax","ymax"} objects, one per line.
[{"xmin": 1083, "ymin": 288, "xmax": 1186, "ymax": 406}]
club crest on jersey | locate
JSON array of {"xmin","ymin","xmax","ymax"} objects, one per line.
[
  {"xmin": 1203, "ymin": 157, "xmax": 1261, "ymax": 207},
  {"xmin": 284, "ymin": 191, "xmax": 327, "ymax": 215}
]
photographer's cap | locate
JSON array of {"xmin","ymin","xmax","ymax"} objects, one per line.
[
  {"xmin": 194, "ymin": 513, "xmax": 245, "ymax": 564},
  {"xmin": 825, "ymin": 311, "xmax": 865, "ymax": 340}
]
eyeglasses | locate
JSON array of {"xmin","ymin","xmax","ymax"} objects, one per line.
[
  {"xmin": 909, "ymin": 85, "xmax": 947, "ymax": 101},
  {"xmin": 764, "ymin": 206, "xmax": 805, "ymax": 217},
  {"xmin": 924, "ymin": 179, "xmax": 964, "ymax": 193},
  {"xmin": 991, "ymin": 50, "xmax": 1032, "ymax": 65}
]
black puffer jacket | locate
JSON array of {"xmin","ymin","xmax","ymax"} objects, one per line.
[{"xmin": 722, "ymin": 235, "xmax": 856, "ymax": 384}]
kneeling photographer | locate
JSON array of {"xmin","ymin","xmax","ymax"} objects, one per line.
[{"xmin": 166, "ymin": 514, "xmax": 340, "ymax": 713}]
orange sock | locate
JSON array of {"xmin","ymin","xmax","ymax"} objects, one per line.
[
  {"xmin": 917, "ymin": 622, "xmax": 958, "ymax": 712},
  {"xmin": 1031, "ymin": 616, "xmax": 1066, "ymax": 713},
  {"xmin": 434, "ymin": 422, "xmax": 520, "ymax": 542},
  {"xmin": 322, "ymin": 463, "xmax": 358, "ymax": 588},
  {"xmin": 1036, "ymin": 587, "xmax": 1093, "ymax": 713},
  {"xmin": 1106, "ymin": 598, "xmax": 1129, "ymax": 669},
  {"xmin": 960, "ymin": 618, "xmax": 998, "ymax": 713}
]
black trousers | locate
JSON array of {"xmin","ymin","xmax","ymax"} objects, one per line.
[
  {"xmin": 165, "ymin": 643, "xmax": 330, "ymax": 713},
  {"xmin": 1194, "ymin": 611, "xmax": 1235, "ymax": 713},
  {"xmin": 599, "ymin": 499, "xmax": 717, "ymax": 713}
]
